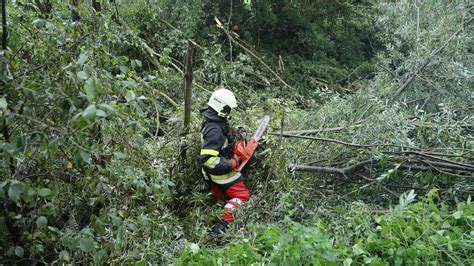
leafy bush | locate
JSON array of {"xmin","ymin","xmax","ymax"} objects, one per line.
[{"xmin": 177, "ymin": 190, "xmax": 474, "ymax": 265}]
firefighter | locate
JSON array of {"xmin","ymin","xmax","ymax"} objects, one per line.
[{"xmin": 199, "ymin": 88, "xmax": 249, "ymax": 235}]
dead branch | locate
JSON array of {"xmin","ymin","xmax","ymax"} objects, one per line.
[
  {"xmin": 290, "ymin": 159, "xmax": 374, "ymax": 175},
  {"xmin": 417, "ymin": 158, "xmax": 472, "ymax": 178},
  {"xmin": 270, "ymin": 132, "xmax": 400, "ymax": 148},
  {"xmin": 394, "ymin": 16, "xmax": 474, "ymax": 97},
  {"xmin": 291, "ymin": 156, "xmax": 472, "ymax": 177},
  {"xmin": 272, "ymin": 124, "xmax": 362, "ymax": 135},
  {"xmin": 416, "ymin": 159, "xmax": 474, "ymax": 173},
  {"xmin": 402, "ymin": 151, "xmax": 474, "ymax": 169}
]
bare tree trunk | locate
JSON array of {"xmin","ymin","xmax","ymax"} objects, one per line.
[
  {"xmin": 1, "ymin": 0, "xmax": 7, "ymax": 49},
  {"xmin": 183, "ymin": 40, "xmax": 194, "ymax": 134},
  {"xmin": 181, "ymin": 41, "xmax": 194, "ymax": 162},
  {"xmin": 1, "ymin": 0, "xmax": 12, "ymax": 175}
]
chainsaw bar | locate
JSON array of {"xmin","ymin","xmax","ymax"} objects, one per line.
[
  {"xmin": 236, "ymin": 115, "xmax": 270, "ymax": 171},
  {"xmin": 252, "ymin": 115, "xmax": 270, "ymax": 142}
]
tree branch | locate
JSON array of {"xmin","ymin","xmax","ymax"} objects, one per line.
[
  {"xmin": 271, "ymin": 124, "xmax": 362, "ymax": 135},
  {"xmin": 290, "ymin": 159, "xmax": 375, "ymax": 175}
]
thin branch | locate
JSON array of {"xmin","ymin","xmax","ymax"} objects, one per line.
[
  {"xmin": 270, "ymin": 132, "xmax": 407, "ymax": 149},
  {"xmin": 290, "ymin": 159, "xmax": 375, "ymax": 175},
  {"xmin": 227, "ymin": 0, "xmax": 233, "ymax": 63},
  {"xmin": 404, "ymin": 151, "xmax": 474, "ymax": 169},
  {"xmin": 416, "ymin": 159, "xmax": 474, "ymax": 173},
  {"xmin": 417, "ymin": 158, "xmax": 473, "ymax": 178},
  {"xmin": 271, "ymin": 124, "xmax": 362, "ymax": 135}
]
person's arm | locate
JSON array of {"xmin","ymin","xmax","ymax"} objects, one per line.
[{"xmin": 200, "ymin": 125, "xmax": 238, "ymax": 175}]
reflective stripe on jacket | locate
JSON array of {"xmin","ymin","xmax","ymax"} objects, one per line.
[{"xmin": 199, "ymin": 108, "xmax": 242, "ymax": 186}]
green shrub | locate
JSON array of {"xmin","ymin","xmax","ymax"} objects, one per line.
[{"xmin": 177, "ymin": 190, "xmax": 473, "ymax": 265}]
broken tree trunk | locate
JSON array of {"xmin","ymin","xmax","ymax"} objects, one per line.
[
  {"xmin": 1, "ymin": 0, "xmax": 7, "ymax": 49},
  {"xmin": 183, "ymin": 40, "xmax": 194, "ymax": 134},
  {"xmin": 181, "ymin": 41, "xmax": 194, "ymax": 162}
]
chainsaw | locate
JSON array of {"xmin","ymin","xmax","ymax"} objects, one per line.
[{"xmin": 233, "ymin": 115, "xmax": 270, "ymax": 171}]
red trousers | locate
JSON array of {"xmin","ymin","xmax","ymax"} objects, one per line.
[{"xmin": 210, "ymin": 180, "xmax": 250, "ymax": 222}]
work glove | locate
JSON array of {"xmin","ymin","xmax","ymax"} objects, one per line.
[{"xmin": 231, "ymin": 157, "xmax": 240, "ymax": 170}]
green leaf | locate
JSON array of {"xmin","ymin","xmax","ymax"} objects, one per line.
[
  {"xmin": 38, "ymin": 188, "xmax": 52, "ymax": 198},
  {"xmin": 82, "ymin": 104, "xmax": 97, "ymax": 120},
  {"xmin": 80, "ymin": 150, "xmax": 90, "ymax": 164},
  {"xmin": 122, "ymin": 79, "xmax": 138, "ymax": 88},
  {"xmin": 59, "ymin": 250, "xmax": 71, "ymax": 261},
  {"xmin": 84, "ymin": 78, "xmax": 96, "ymax": 102},
  {"xmin": 404, "ymin": 226, "xmax": 416, "ymax": 239},
  {"xmin": 125, "ymin": 90, "xmax": 136, "ymax": 102},
  {"xmin": 159, "ymin": 55, "xmax": 169, "ymax": 64},
  {"xmin": 189, "ymin": 243, "xmax": 200, "ymax": 254},
  {"xmin": 98, "ymin": 103, "xmax": 115, "ymax": 112},
  {"xmin": 36, "ymin": 216, "xmax": 48, "ymax": 229},
  {"xmin": 135, "ymin": 259, "xmax": 146, "ymax": 266},
  {"xmin": 79, "ymin": 238, "xmax": 95, "ymax": 253},
  {"xmin": 119, "ymin": 65, "xmax": 129, "ymax": 74},
  {"xmin": 14, "ymin": 246, "xmax": 24, "ymax": 257},
  {"xmin": 94, "ymin": 249, "xmax": 108, "ymax": 264},
  {"xmin": 452, "ymin": 211, "xmax": 463, "ymax": 219},
  {"xmin": 352, "ymin": 244, "xmax": 365, "ymax": 255},
  {"xmin": 0, "ymin": 96, "xmax": 7, "ymax": 110},
  {"xmin": 343, "ymin": 258, "xmax": 353, "ymax": 266},
  {"xmin": 78, "ymin": 50, "xmax": 91, "ymax": 65},
  {"xmin": 77, "ymin": 71, "xmax": 89, "ymax": 80},
  {"xmin": 96, "ymin": 109, "xmax": 107, "ymax": 117},
  {"xmin": 113, "ymin": 152, "xmax": 127, "ymax": 159},
  {"xmin": 8, "ymin": 181, "xmax": 25, "ymax": 203}
]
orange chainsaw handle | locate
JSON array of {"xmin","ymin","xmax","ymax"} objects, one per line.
[{"xmin": 234, "ymin": 139, "xmax": 258, "ymax": 172}]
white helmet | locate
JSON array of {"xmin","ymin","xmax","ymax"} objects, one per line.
[{"xmin": 208, "ymin": 88, "xmax": 237, "ymax": 117}]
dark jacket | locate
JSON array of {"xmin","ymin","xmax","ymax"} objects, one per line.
[{"xmin": 199, "ymin": 108, "xmax": 243, "ymax": 187}]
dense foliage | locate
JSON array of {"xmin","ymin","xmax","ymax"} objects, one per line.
[
  {"xmin": 1, "ymin": 0, "xmax": 472, "ymax": 264},
  {"xmin": 178, "ymin": 190, "xmax": 473, "ymax": 265}
]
